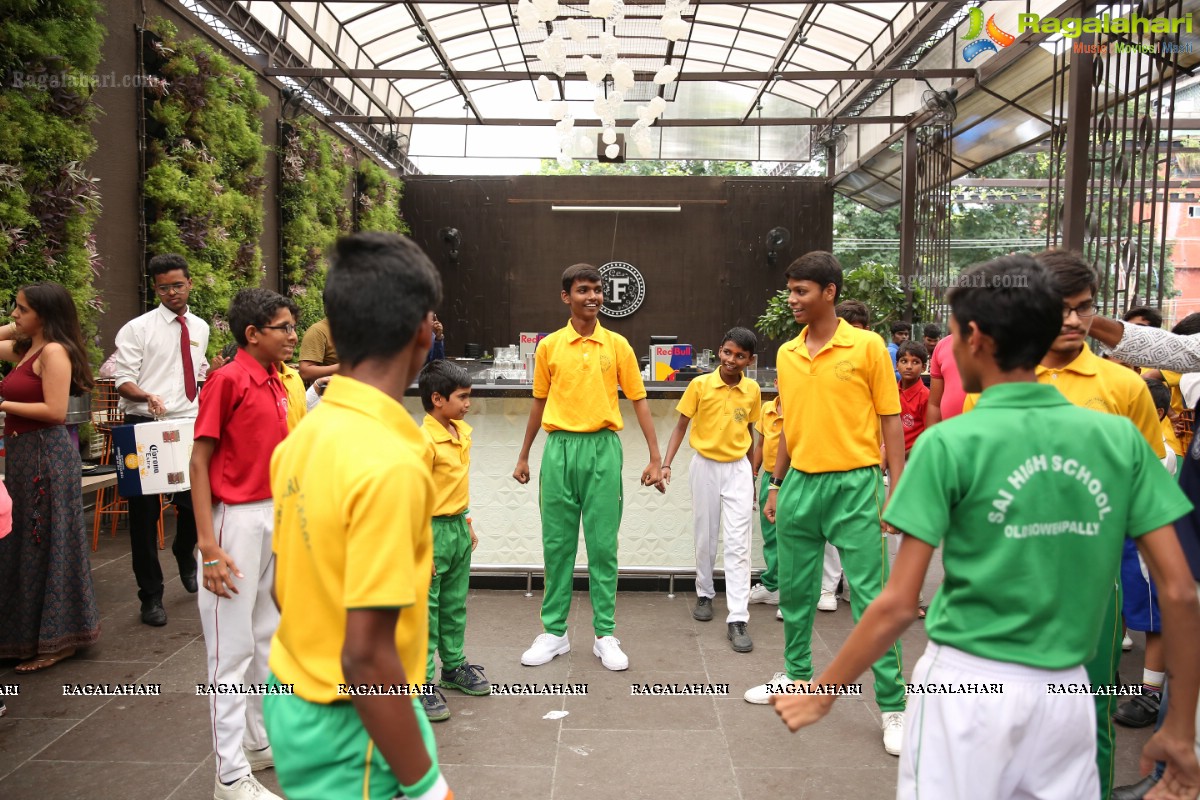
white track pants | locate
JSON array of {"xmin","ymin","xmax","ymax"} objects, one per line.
[
  {"xmin": 198, "ymin": 500, "xmax": 279, "ymax": 784},
  {"xmin": 690, "ymin": 454, "xmax": 753, "ymax": 623}
]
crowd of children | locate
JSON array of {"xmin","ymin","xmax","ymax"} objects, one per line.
[{"xmin": 15, "ymin": 230, "xmax": 1197, "ymax": 800}]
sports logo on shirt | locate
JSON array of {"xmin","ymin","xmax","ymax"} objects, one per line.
[
  {"xmin": 733, "ymin": 407, "xmax": 747, "ymax": 423},
  {"xmin": 834, "ymin": 360, "xmax": 855, "ymax": 381},
  {"xmin": 599, "ymin": 353, "xmax": 612, "ymax": 373},
  {"xmin": 598, "ymin": 261, "xmax": 646, "ymax": 318},
  {"xmin": 1084, "ymin": 396, "xmax": 1109, "ymax": 412}
]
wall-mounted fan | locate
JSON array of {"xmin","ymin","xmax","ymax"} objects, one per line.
[
  {"xmin": 765, "ymin": 226, "xmax": 791, "ymax": 267},
  {"xmin": 921, "ymin": 86, "xmax": 958, "ymax": 127}
]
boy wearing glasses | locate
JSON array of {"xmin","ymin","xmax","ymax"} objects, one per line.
[
  {"xmin": 962, "ymin": 250, "xmax": 1165, "ymax": 798},
  {"xmin": 190, "ymin": 288, "xmax": 298, "ymax": 800},
  {"xmin": 113, "ymin": 253, "xmax": 209, "ymax": 625}
]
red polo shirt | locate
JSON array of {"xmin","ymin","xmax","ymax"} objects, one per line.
[
  {"xmin": 899, "ymin": 379, "xmax": 930, "ymax": 454},
  {"xmin": 194, "ymin": 348, "xmax": 289, "ymax": 504}
]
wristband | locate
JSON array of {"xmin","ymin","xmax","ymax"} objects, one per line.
[
  {"xmin": 400, "ymin": 762, "xmax": 451, "ymax": 800},
  {"xmin": 767, "ymin": 484, "xmax": 780, "ymax": 492},
  {"xmin": 662, "ymin": 465, "xmax": 672, "ymax": 470},
  {"xmin": 202, "ymin": 560, "xmax": 220, "ymax": 567},
  {"xmin": 768, "ymin": 475, "xmax": 784, "ymax": 488}
]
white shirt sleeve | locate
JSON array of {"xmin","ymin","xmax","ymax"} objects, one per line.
[
  {"xmin": 1180, "ymin": 373, "xmax": 1200, "ymax": 410},
  {"xmin": 112, "ymin": 320, "xmax": 143, "ymax": 391},
  {"xmin": 1110, "ymin": 320, "xmax": 1200, "ymax": 372}
]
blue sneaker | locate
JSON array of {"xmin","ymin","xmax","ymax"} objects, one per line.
[
  {"xmin": 421, "ymin": 688, "xmax": 451, "ymax": 722},
  {"xmin": 440, "ymin": 663, "xmax": 491, "ymax": 696}
]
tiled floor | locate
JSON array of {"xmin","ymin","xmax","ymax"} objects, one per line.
[{"xmin": 1, "ymin": 520, "xmax": 1157, "ymax": 800}]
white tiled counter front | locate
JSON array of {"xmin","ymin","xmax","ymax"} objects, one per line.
[{"xmin": 402, "ymin": 388, "xmax": 771, "ymax": 571}]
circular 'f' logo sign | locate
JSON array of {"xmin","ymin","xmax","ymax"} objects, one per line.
[{"xmin": 599, "ymin": 261, "xmax": 646, "ymax": 318}]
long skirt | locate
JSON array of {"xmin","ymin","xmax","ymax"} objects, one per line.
[{"xmin": 0, "ymin": 426, "xmax": 100, "ymax": 658}]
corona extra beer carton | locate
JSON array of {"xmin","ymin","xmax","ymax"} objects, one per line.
[{"xmin": 112, "ymin": 419, "xmax": 195, "ymax": 497}]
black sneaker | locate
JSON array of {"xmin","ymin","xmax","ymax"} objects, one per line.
[
  {"xmin": 727, "ymin": 621, "xmax": 753, "ymax": 653},
  {"xmin": 1114, "ymin": 691, "xmax": 1161, "ymax": 728},
  {"xmin": 140, "ymin": 599, "xmax": 167, "ymax": 627},
  {"xmin": 421, "ymin": 688, "xmax": 451, "ymax": 722},
  {"xmin": 692, "ymin": 597, "xmax": 714, "ymax": 621},
  {"xmin": 1112, "ymin": 774, "xmax": 1160, "ymax": 800},
  {"xmin": 440, "ymin": 663, "xmax": 492, "ymax": 696}
]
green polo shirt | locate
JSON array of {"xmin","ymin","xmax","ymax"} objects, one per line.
[{"xmin": 883, "ymin": 382, "xmax": 1192, "ymax": 670}]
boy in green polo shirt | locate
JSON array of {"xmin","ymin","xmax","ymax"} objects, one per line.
[{"xmin": 769, "ymin": 254, "xmax": 1200, "ymax": 800}]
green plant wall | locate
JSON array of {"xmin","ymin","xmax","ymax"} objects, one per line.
[
  {"xmin": 143, "ymin": 19, "xmax": 268, "ymax": 355},
  {"xmin": 0, "ymin": 0, "xmax": 106, "ymax": 358},
  {"xmin": 356, "ymin": 159, "xmax": 410, "ymax": 235},
  {"xmin": 279, "ymin": 115, "xmax": 353, "ymax": 333}
]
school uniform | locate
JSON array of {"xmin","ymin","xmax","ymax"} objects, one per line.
[
  {"xmin": 677, "ymin": 371, "xmax": 761, "ymax": 622},
  {"xmin": 264, "ymin": 376, "xmax": 441, "ymax": 800},
  {"xmin": 533, "ymin": 320, "xmax": 646, "ymax": 638},
  {"xmin": 421, "ymin": 414, "xmax": 473, "ymax": 683},
  {"xmin": 773, "ymin": 319, "xmax": 906, "ymax": 713},
  {"xmin": 193, "ymin": 349, "xmax": 289, "ymax": 786},
  {"xmin": 885, "ymin": 383, "xmax": 1190, "ymax": 799}
]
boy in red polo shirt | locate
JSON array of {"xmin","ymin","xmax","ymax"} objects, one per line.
[
  {"xmin": 896, "ymin": 340, "xmax": 930, "ymax": 457},
  {"xmin": 190, "ymin": 288, "xmax": 298, "ymax": 800}
]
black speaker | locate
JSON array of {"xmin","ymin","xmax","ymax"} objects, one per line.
[{"xmin": 597, "ymin": 133, "xmax": 626, "ymax": 163}]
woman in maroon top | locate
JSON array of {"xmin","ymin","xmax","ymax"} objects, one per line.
[{"xmin": 0, "ymin": 282, "xmax": 100, "ymax": 671}]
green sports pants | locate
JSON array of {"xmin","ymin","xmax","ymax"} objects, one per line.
[
  {"xmin": 427, "ymin": 513, "xmax": 472, "ymax": 683},
  {"xmin": 1084, "ymin": 581, "xmax": 1122, "ymax": 800},
  {"xmin": 757, "ymin": 474, "xmax": 779, "ymax": 593},
  {"xmin": 539, "ymin": 430, "xmax": 623, "ymax": 637},
  {"xmin": 262, "ymin": 677, "xmax": 440, "ymax": 800},
  {"xmin": 775, "ymin": 466, "xmax": 906, "ymax": 712}
]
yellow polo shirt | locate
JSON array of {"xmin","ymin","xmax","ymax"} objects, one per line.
[
  {"xmin": 279, "ymin": 362, "xmax": 306, "ymax": 431},
  {"xmin": 268, "ymin": 376, "xmax": 433, "ymax": 703},
  {"xmin": 676, "ymin": 371, "xmax": 761, "ymax": 462},
  {"xmin": 962, "ymin": 346, "xmax": 1165, "ymax": 458},
  {"xmin": 534, "ymin": 319, "xmax": 647, "ymax": 432},
  {"xmin": 1161, "ymin": 370, "xmax": 1185, "ymax": 456},
  {"xmin": 755, "ymin": 398, "xmax": 783, "ymax": 475},
  {"xmin": 422, "ymin": 414, "xmax": 472, "ymax": 516},
  {"xmin": 776, "ymin": 318, "xmax": 900, "ymax": 473}
]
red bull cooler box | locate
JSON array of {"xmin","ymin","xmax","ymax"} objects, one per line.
[{"xmin": 112, "ymin": 419, "xmax": 195, "ymax": 497}]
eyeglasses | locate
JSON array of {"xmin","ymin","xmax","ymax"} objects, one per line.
[
  {"xmin": 154, "ymin": 282, "xmax": 188, "ymax": 295},
  {"xmin": 261, "ymin": 323, "xmax": 298, "ymax": 334},
  {"xmin": 1062, "ymin": 300, "xmax": 1097, "ymax": 320}
]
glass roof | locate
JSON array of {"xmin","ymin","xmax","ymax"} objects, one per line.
[{"xmin": 223, "ymin": 1, "xmax": 938, "ymax": 171}]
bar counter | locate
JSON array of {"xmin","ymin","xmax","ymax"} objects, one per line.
[{"xmin": 400, "ymin": 374, "xmax": 776, "ymax": 570}]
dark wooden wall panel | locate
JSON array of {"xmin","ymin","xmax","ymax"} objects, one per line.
[{"xmin": 402, "ymin": 175, "xmax": 832, "ymax": 365}]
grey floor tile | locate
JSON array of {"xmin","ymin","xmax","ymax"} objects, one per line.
[
  {"xmin": 433, "ymin": 691, "xmax": 565, "ymax": 768},
  {"xmin": 0, "ymin": 718, "xmax": 79, "ymax": 781},
  {"xmin": 35, "ymin": 694, "xmax": 213, "ymax": 764},
  {"xmin": 442, "ymin": 764, "xmax": 554, "ymax": 800},
  {"xmin": 1, "ymin": 659, "xmax": 161, "ymax": 720},
  {"xmin": 0, "ymin": 760, "xmax": 197, "ymax": 800},
  {"xmin": 562, "ymin": 670, "xmax": 722, "ymax": 731}
]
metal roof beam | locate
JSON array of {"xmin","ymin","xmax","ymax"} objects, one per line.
[
  {"xmin": 267, "ymin": 67, "xmax": 976, "ymax": 82},
  {"xmin": 405, "ymin": 1, "xmax": 484, "ymax": 123},
  {"xmin": 324, "ymin": 114, "xmax": 914, "ymax": 126}
]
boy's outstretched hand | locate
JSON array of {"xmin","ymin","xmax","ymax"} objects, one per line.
[
  {"xmin": 1142, "ymin": 730, "xmax": 1200, "ymax": 800},
  {"xmin": 770, "ymin": 682, "xmax": 834, "ymax": 732}
]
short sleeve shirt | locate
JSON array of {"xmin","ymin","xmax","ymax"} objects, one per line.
[
  {"xmin": 755, "ymin": 399, "xmax": 783, "ymax": 475},
  {"xmin": 279, "ymin": 362, "xmax": 306, "ymax": 432},
  {"xmin": 422, "ymin": 414, "xmax": 472, "ymax": 517},
  {"xmin": 269, "ymin": 376, "xmax": 434, "ymax": 703},
  {"xmin": 534, "ymin": 320, "xmax": 646, "ymax": 432},
  {"xmin": 899, "ymin": 380, "xmax": 930, "ymax": 453},
  {"xmin": 193, "ymin": 349, "xmax": 289, "ymax": 504},
  {"xmin": 884, "ymin": 382, "xmax": 1192, "ymax": 669},
  {"xmin": 776, "ymin": 318, "xmax": 901, "ymax": 473},
  {"xmin": 675, "ymin": 371, "xmax": 761, "ymax": 462},
  {"xmin": 298, "ymin": 318, "xmax": 338, "ymax": 366},
  {"xmin": 929, "ymin": 335, "xmax": 966, "ymax": 420}
]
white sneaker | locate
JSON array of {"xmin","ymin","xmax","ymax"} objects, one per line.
[
  {"xmin": 592, "ymin": 636, "xmax": 629, "ymax": 671},
  {"xmin": 244, "ymin": 745, "xmax": 273, "ymax": 772},
  {"xmin": 521, "ymin": 632, "xmax": 570, "ymax": 666},
  {"xmin": 214, "ymin": 774, "xmax": 282, "ymax": 800},
  {"xmin": 817, "ymin": 591, "xmax": 838, "ymax": 612},
  {"xmin": 748, "ymin": 584, "xmax": 780, "ymax": 605},
  {"xmin": 775, "ymin": 607, "xmax": 783, "ymax": 620},
  {"xmin": 744, "ymin": 671, "xmax": 791, "ymax": 704},
  {"xmin": 881, "ymin": 711, "xmax": 905, "ymax": 756},
  {"xmin": 1122, "ymin": 633, "xmax": 1133, "ymax": 651}
]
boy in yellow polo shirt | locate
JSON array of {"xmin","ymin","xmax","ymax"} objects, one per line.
[
  {"xmin": 659, "ymin": 327, "xmax": 761, "ymax": 651},
  {"xmin": 751, "ymin": 250, "xmax": 909, "ymax": 758},
  {"xmin": 264, "ymin": 233, "xmax": 453, "ymax": 800},
  {"xmin": 513, "ymin": 263, "xmax": 663, "ymax": 671},
  {"xmin": 417, "ymin": 359, "xmax": 488, "ymax": 723},
  {"xmin": 750, "ymin": 394, "xmax": 783, "ymax": 619}
]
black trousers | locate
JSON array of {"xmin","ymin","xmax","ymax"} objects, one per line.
[{"xmin": 124, "ymin": 415, "xmax": 198, "ymax": 603}]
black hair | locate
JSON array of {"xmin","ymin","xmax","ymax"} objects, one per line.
[
  {"xmin": 1144, "ymin": 378, "xmax": 1171, "ymax": 415},
  {"xmin": 947, "ymin": 254, "xmax": 1061, "ymax": 372},
  {"xmin": 835, "ymin": 300, "xmax": 870, "ymax": 327},
  {"xmin": 890, "ymin": 321, "xmax": 911, "ymax": 335},
  {"xmin": 1034, "ymin": 249, "xmax": 1098, "ymax": 297},
  {"xmin": 720, "ymin": 326, "xmax": 757, "ymax": 356},
  {"xmin": 323, "ymin": 232, "xmax": 443, "ymax": 367},
  {"xmin": 896, "ymin": 340, "xmax": 929, "ymax": 365},
  {"xmin": 228, "ymin": 288, "xmax": 300, "ymax": 347},
  {"xmin": 561, "ymin": 263, "xmax": 603, "ymax": 293},
  {"xmin": 14, "ymin": 281, "xmax": 94, "ymax": 394},
  {"xmin": 1171, "ymin": 313, "xmax": 1200, "ymax": 337},
  {"xmin": 922, "ymin": 323, "xmax": 942, "ymax": 339},
  {"xmin": 1123, "ymin": 306, "xmax": 1163, "ymax": 328},
  {"xmin": 148, "ymin": 253, "xmax": 190, "ymax": 279},
  {"xmin": 220, "ymin": 342, "xmax": 238, "ymax": 363},
  {"xmin": 784, "ymin": 251, "xmax": 842, "ymax": 301},
  {"xmin": 418, "ymin": 359, "xmax": 472, "ymax": 412}
]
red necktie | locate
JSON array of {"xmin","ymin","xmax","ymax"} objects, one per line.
[{"xmin": 177, "ymin": 315, "xmax": 197, "ymax": 402}]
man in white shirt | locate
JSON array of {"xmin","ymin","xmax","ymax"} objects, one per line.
[{"xmin": 113, "ymin": 254, "xmax": 209, "ymax": 626}]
